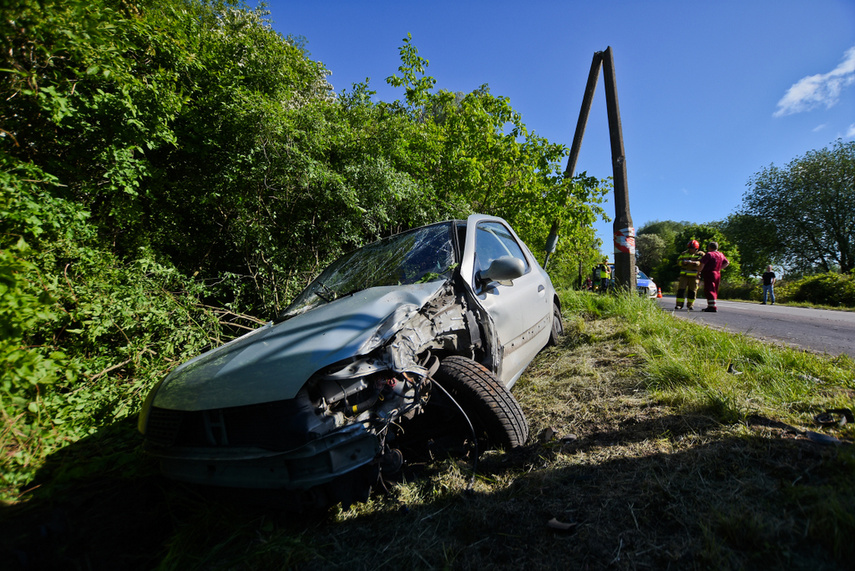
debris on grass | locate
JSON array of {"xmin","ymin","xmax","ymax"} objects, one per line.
[{"xmin": 546, "ymin": 517, "xmax": 577, "ymax": 532}]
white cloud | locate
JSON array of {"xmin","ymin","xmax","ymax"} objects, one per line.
[
  {"xmin": 812, "ymin": 123, "xmax": 827, "ymax": 132},
  {"xmin": 846, "ymin": 124, "xmax": 855, "ymax": 139},
  {"xmin": 774, "ymin": 46, "xmax": 855, "ymax": 117}
]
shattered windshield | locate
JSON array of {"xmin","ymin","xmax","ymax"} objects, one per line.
[{"xmin": 282, "ymin": 222, "xmax": 457, "ymax": 318}]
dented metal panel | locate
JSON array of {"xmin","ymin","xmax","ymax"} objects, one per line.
[{"xmin": 152, "ymin": 281, "xmax": 446, "ymax": 411}]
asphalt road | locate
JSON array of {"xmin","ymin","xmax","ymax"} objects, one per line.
[{"xmin": 655, "ymin": 295, "xmax": 855, "ymax": 358}]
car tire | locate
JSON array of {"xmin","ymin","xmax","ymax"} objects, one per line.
[
  {"xmin": 547, "ymin": 301, "xmax": 563, "ymax": 346},
  {"xmin": 431, "ymin": 356, "xmax": 529, "ymax": 449}
]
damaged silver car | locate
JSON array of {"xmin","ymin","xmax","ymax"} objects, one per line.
[{"xmin": 138, "ymin": 214, "xmax": 562, "ymax": 507}]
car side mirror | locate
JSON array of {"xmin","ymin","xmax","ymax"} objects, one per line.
[{"xmin": 477, "ymin": 256, "xmax": 525, "ymax": 286}]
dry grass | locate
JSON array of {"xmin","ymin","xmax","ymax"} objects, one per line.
[{"xmin": 1, "ymin": 292, "xmax": 853, "ymax": 570}]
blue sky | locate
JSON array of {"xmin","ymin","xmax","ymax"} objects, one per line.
[{"xmin": 263, "ymin": 0, "xmax": 855, "ymax": 255}]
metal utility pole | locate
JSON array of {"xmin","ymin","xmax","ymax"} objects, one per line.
[{"xmin": 544, "ymin": 47, "xmax": 636, "ymax": 292}]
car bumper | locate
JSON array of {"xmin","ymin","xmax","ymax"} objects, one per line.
[
  {"xmin": 146, "ymin": 424, "xmax": 381, "ymax": 490},
  {"xmin": 637, "ymin": 286, "xmax": 656, "ymax": 297}
]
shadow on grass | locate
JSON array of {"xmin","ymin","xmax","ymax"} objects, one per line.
[
  {"xmin": 1, "ymin": 414, "xmax": 853, "ymax": 570},
  {"xmin": 0, "ymin": 417, "xmax": 179, "ymax": 570},
  {"xmin": 320, "ymin": 430, "xmax": 855, "ymax": 570}
]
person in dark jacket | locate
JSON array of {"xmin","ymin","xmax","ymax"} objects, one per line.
[
  {"xmin": 697, "ymin": 241, "xmax": 729, "ymax": 312},
  {"xmin": 761, "ymin": 265, "xmax": 776, "ymax": 305}
]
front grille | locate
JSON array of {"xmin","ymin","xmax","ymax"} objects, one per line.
[
  {"xmin": 142, "ymin": 395, "xmax": 334, "ymax": 451},
  {"xmin": 145, "ymin": 407, "xmax": 183, "ymax": 447}
]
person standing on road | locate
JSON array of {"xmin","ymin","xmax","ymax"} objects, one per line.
[
  {"xmin": 675, "ymin": 240, "xmax": 704, "ymax": 310},
  {"xmin": 697, "ymin": 241, "xmax": 729, "ymax": 313},
  {"xmin": 761, "ymin": 265, "xmax": 776, "ymax": 305}
]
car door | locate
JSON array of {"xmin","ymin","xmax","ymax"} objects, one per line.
[{"xmin": 459, "ymin": 215, "xmax": 553, "ymax": 388}]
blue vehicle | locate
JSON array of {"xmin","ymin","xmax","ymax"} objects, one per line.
[
  {"xmin": 608, "ymin": 264, "xmax": 658, "ymax": 297},
  {"xmin": 636, "ymin": 268, "xmax": 658, "ymax": 298}
]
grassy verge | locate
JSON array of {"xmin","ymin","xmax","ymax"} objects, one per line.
[{"xmin": 2, "ymin": 290, "xmax": 853, "ymax": 569}]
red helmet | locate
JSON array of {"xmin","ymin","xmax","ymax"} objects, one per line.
[{"xmin": 687, "ymin": 240, "xmax": 699, "ymax": 250}]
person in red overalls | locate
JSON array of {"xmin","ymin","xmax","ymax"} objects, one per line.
[{"xmin": 697, "ymin": 241, "xmax": 729, "ymax": 313}]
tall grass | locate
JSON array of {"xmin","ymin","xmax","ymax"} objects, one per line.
[{"xmin": 561, "ymin": 289, "xmax": 855, "ymax": 431}]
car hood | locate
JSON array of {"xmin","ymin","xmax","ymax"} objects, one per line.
[{"xmin": 152, "ymin": 281, "xmax": 447, "ymax": 411}]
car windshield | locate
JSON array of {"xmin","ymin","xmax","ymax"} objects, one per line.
[
  {"xmin": 637, "ymin": 269, "xmax": 649, "ymax": 279},
  {"xmin": 281, "ymin": 222, "xmax": 457, "ymax": 318}
]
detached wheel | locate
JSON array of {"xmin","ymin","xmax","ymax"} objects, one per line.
[
  {"xmin": 431, "ymin": 356, "xmax": 528, "ymax": 449},
  {"xmin": 548, "ymin": 301, "xmax": 564, "ymax": 346}
]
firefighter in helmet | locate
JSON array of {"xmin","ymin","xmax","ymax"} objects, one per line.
[{"xmin": 675, "ymin": 239, "xmax": 704, "ymax": 310}]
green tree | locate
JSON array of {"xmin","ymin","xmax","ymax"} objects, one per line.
[
  {"xmin": 637, "ymin": 220, "xmax": 691, "ymax": 250},
  {"xmin": 636, "ymin": 233, "xmax": 666, "ymax": 275},
  {"xmin": 637, "ymin": 220, "xmax": 691, "ymax": 286},
  {"xmin": 386, "ymin": 33, "xmax": 436, "ymax": 109},
  {"xmin": 720, "ymin": 212, "xmax": 780, "ymax": 278},
  {"xmin": 739, "ymin": 139, "xmax": 855, "ymax": 274},
  {"xmin": 383, "ymin": 43, "xmax": 609, "ymax": 280}
]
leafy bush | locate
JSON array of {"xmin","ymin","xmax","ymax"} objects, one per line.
[
  {"xmin": 0, "ymin": 243, "xmax": 231, "ymax": 497},
  {"xmin": 788, "ymin": 273, "xmax": 855, "ymax": 307},
  {"xmin": 715, "ymin": 274, "xmax": 855, "ymax": 308},
  {"xmin": 0, "ymin": 242, "xmax": 66, "ymax": 403},
  {"xmin": 718, "ymin": 280, "xmax": 758, "ymax": 301},
  {"xmin": 0, "ymin": 153, "xmax": 237, "ymax": 498}
]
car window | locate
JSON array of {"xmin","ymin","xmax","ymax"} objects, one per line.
[
  {"xmin": 283, "ymin": 223, "xmax": 456, "ymax": 317},
  {"xmin": 473, "ymin": 221, "xmax": 530, "ymax": 279}
]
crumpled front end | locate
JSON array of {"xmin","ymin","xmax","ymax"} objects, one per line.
[
  {"xmin": 139, "ymin": 283, "xmax": 476, "ymax": 493},
  {"xmin": 142, "ymin": 356, "xmax": 431, "ymax": 490}
]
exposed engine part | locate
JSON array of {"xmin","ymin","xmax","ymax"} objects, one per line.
[
  {"xmin": 315, "ymin": 376, "xmax": 369, "ymax": 406},
  {"xmin": 307, "ymin": 357, "xmax": 430, "ymax": 437},
  {"xmin": 379, "ymin": 446, "xmax": 403, "ymax": 474}
]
